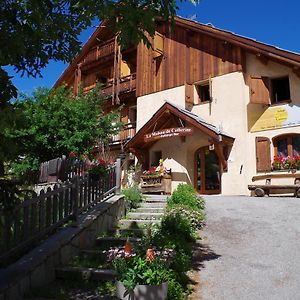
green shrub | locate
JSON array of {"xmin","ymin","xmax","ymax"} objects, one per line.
[
  {"xmin": 166, "ymin": 204, "xmax": 205, "ymax": 230},
  {"xmin": 167, "ymin": 183, "xmax": 204, "ymax": 211},
  {"xmin": 166, "ymin": 277, "xmax": 186, "ymax": 300},
  {"xmin": 122, "ymin": 184, "xmax": 145, "ymax": 209},
  {"xmin": 160, "ymin": 211, "xmax": 195, "ymax": 243}
]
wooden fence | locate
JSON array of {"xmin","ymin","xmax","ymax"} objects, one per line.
[{"xmin": 0, "ymin": 163, "xmax": 120, "ymax": 265}]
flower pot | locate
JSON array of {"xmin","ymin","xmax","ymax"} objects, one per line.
[{"xmin": 116, "ymin": 281, "xmax": 168, "ymax": 300}]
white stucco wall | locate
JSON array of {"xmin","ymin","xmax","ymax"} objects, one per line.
[
  {"xmin": 135, "ymin": 56, "xmax": 300, "ymax": 195},
  {"xmin": 136, "ymin": 86, "xmax": 186, "ymax": 130},
  {"xmin": 191, "ymin": 72, "xmax": 251, "ymax": 195}
]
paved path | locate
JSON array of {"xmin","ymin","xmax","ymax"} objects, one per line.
[{"xmin": 195, "ymin": 195, "xmax": 300, "ymax": 300}]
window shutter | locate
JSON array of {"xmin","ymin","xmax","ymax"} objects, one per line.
[
  {"xmin": 256, "ymin": 137, "xmax": 271, "ymax": 172},
  {"xmin": 121, "ymin": 107, "xmax": 129, "ymax": 124},
  {"xmin": 153, "ymin": 32, "xmax": 164, "ymax": 58},
  {"xmin": 185, "ymin": 83, "xmax": 194, "ymax": 104},
  {"xmin": 249, "ymin": 76, "xmax": 270, "ymax": 105}
]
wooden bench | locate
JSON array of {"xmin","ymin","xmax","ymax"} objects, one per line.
[{"xmin": 248, "ymin": 174, "xmax": 300, "ymax": 197}]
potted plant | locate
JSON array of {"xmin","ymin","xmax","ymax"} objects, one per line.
[
  {"xmin": 88, "ymin": 159, "xmax": 110, "ymax": 180},
  {"xmin": 107, "ymin": 241, "xmax": 174, "ymax": 300}
]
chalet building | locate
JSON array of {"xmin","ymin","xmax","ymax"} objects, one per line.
[{"xmin": 54, "ymin": 17, "xmax": 300, "ymax": 195}]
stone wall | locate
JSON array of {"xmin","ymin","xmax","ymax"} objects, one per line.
[{"xmin": 0, "ymin": 195, "xmax": 125, "ymax": 300}]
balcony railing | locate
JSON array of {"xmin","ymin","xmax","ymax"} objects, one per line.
[
  {"xmin": 83, "ymin": 73, "xmax": 137, "ymax": 97},
  {"xmin": 83, "ymin": 38, "xmax": 115, "ymax": 65},
  {"xmin": 110, "ymin": 122, "xmax": 136, "ymax": 145}
]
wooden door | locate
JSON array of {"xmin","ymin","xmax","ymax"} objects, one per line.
[{"xmin": 195, "ymin": 147, "xmax": 221, "ymax": 194}]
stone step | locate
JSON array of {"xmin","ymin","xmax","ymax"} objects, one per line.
[
  {"xmin": 95, "ymin": 236, "xmax": 141, "ymax": 246},
  {"xmin": 56, "ymin": 266, "xmax": 117, "ymax": 281},
  {"xmin": 144, "ymin": 198, "xmax": 167, "ymax": 203},
  {"xmin": 140, "ymin": 202, "xmax": 166, "ymax": 208},
  {"xmin": 126, "ymin": 212, "xmax": 164, "ymax": 220},
  {"xmin": 118, "ymin": 219, "xmax": 160, "ymax": 229},
  {"xmin": 135, "ymin": 207, "xmax": 165, "ymax": 213}
]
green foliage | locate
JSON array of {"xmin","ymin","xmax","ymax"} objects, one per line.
[
  {"xmin": 167, "ymin": 183, "xmax": 205, "ymax": 211},
  {"xmin": 160, "ymin": 211, "xmax": 195, "ymax": 243},
  {"xmin": 8, "ymin": 85, "xmax": 121, "ymax": 181},
  {"xmin": 113, "ymin": 256, "xmax": 169, "ymax": 291},
  {"xmin": 166, "ymin": 204, "xmax": 205, "ymax": 230},
  {"xmin": 166, "ymin": 278, "xmax": 186, "ymax": 300},
  {"xmin": 122, "ymin": 184, "xmax": 145, "ymax": 209},
  {"xmin": 0, "ymin": 0, "xmax": 199, "ymax": 104}
]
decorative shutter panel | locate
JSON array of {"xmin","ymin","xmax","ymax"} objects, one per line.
[
  {"xmin": 249, "ymin": 76, "xmax": 270, "ymax": 105},
  {"xmin": 256, "ymin": 137, "xmax": 271, "ymax": 172},
  {"xmin": 185, "ymin": 83, "xmax": 194, "ymax": 104}
]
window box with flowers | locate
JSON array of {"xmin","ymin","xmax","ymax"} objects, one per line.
[
  {"xmin": 272, "ymin": 155, "xmax": 300, "ymax": 171},
  {"xmin": 140, "ymin": 159, "xmax": 171, "ymax": 194}
]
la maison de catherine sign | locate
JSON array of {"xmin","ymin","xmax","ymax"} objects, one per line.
[{"xmin": 144, "ymin": 127, "xmax": 193, "ymax": 143}]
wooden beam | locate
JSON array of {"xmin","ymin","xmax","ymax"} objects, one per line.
[
  {"xmin": 214, "ymin": 143, "xmax": 227, "ymax": 172},
  {"xmin": 256, "ymin": 53, "xmax": 269, "ymax": 65}
]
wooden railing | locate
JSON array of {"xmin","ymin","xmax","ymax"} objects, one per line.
[
  {"xmin": 83, "ymin": 38, "xmax": 115, "ymax": 65},
  {"xmin": 83, "ymin": 73, "xmax": 137, "ymax": 97},
  {"xmin": 0, "ymin": 166, "xmax": 118, "ymax": 264},
  {"xmin": 110, "ymin": 122, "xmax": 136, "ymax": 145}
]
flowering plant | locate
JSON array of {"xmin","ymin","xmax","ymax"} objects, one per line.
[
  {"xmin": 272, "ymin": 155, "xmax": 300, "ymax": 171},
  {"xmin": 105, "ymin": 240, "xmax": 174, "ymax": 291},
  {"xmin": 142, "ymin": 159, "xmax": 169, "ymax": 177},
  {"xmin": 88, "ymin": 158, "xmax": 113, "ymax": 176}
]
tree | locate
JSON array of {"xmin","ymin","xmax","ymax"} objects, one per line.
[
  {"xmin": 0, "ymin": 0, "xmax": 198, "ymax": 104},
  {"xmin": 9, "ymin": 85, "xmax": 122, "ymax": 181},
  {"xmin": 0, "ymin": 0, "xmax": 199, "ymax": 176}
]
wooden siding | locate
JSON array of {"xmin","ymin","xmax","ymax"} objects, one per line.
[{"xmin": 136, "ymin": 24, "xmax": 243, "ymax": 97}]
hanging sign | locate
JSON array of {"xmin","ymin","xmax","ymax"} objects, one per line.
[{"xmin": 144, "ymin": 127, "xmax": 193, "ymax": 142}]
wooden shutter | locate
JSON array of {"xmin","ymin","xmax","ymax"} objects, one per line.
[
  {"xmin": 121, "ymin": 107, "xmax": 129, "ymax": 124},
  {"xmin": 249, "ymin": 76, "xmax": 270, "ymax": 105},
  {"xmin": 153, "ymin": 32, "xmax": 164, "ymax": 58},
  {"xmin": 256, "ymin": 137, "xmax": 271, "ymax": 172},
  {"xmin": 185, "ymin": 83, "xmax": 194, "ymax": 104}
]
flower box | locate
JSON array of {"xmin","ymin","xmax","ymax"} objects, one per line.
[{"xmin": 116, "ymin": 281, "xmax": 168, "ymax": 300}]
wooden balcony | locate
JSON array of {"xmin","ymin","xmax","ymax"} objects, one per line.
[
  {"xmin": 83, "ymin": 73, "xmax": 137, "ymax": 97},
  {"xmin": 110, "ymin": 122, "xmax": 136, "ymax": 146},
  {"xmin": 83, "ymin": 38, "xmax": 115, "ymax": 65}
]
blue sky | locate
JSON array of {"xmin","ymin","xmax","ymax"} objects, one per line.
[{"xmin": 7, "ymin": 0, "xmax": 300, "ymax": 95}]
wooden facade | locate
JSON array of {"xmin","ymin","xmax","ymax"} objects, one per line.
[{"xmin": 136, "ymin": 23, "xmax": 243, "ymax": 97}]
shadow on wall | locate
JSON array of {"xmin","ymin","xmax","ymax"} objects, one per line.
[{"xmin": 171, "ymin": 172, "xmax": 192, "ymax": 185}]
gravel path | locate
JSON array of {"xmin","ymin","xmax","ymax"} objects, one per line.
[{"xmin": 194, "ymin": 195, "xmax": 300, "ymax": 300}]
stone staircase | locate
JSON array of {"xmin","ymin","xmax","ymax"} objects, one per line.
[{"xmin": 28, "ymin": 195, "xmax": 167, "ymax": 299}]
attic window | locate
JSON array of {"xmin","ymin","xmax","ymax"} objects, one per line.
[
  {"xmin": 195, "ymin": 77, "xmax": 212, "ymax": 104},
  {"xmin": 196, "ymin": 84, "xmax": 210, "ymax": 103},
  {"xmin": 271, "ymin": 76, "xmax": 290, "ymax": 104}
]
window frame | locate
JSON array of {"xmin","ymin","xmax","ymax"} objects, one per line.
[
  {"xmin": 273, "ymin": 133, "xmax": 300, "ymax": 157},
  {"xmin": 270, "ymin": 76, "xmax": 291, "ymax": 105},
  {"xmin": 194, "ymin": 76, "xmax": 212, "ymax": 104}
]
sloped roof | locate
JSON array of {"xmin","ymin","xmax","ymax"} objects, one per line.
[
  {"xmin": 126, "ymin": 101, "xmax": 234, "ymax": 150},
  {"xmin": 54, "ymin": 16, "xmax": 300, "ymax": 88}
]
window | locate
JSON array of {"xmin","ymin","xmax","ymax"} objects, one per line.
[
  {"xmin": 270, "ymin": 76, "xmax": 290, "ymax": 104},
  {"xmin": 195, "ymin": 77, "xmax": 212, "ymax": 104},
  {"xmin": 151, "ymin": 151, "xmax": 162, "ymax": 167},
  {"xmin": 196, "ymin": 84, "xmax": 210, "ymax": 103},
  {"xmin": 249, "ymin": 75, "xmax": 291, "ymax": 105},
  {"xmin": 273, "ymin": 134, "xmax": 300, "ymax": 157}
]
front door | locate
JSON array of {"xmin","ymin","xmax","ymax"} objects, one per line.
[{"xmin": 195, "ymin": 147, "xmax": 221, "ymax": 194}]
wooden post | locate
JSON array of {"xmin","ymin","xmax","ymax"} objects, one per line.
[
  {"xmin": 72, "ymin": 176, "xmax": 79, "ymax": 225},
  {"xmin": 115, "ymin": 158, "xmax": 121, "ymax": 195}
]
